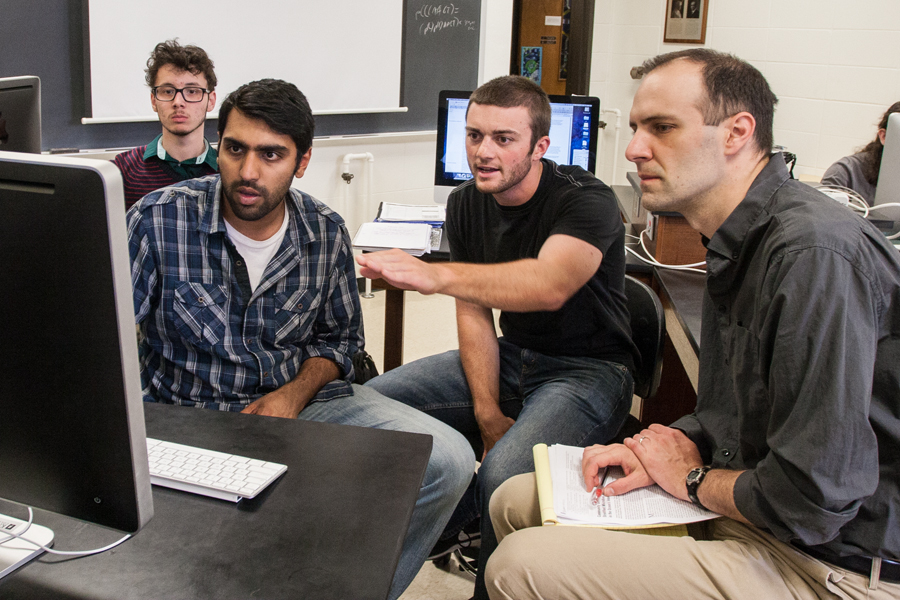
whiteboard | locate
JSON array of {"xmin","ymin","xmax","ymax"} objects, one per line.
[{"xmin": 86, "ymin": 0, "xmax": 404, "ymax": 123}]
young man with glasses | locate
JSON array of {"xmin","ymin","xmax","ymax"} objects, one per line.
[{"xmin": 113, "ymin": 40, "xmax": 218, "ymax": 209}]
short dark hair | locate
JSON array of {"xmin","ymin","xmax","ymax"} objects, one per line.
[
  {"xmin": 217, "ymin": 79, "xmax": 315, "ymax": 157},
  {"xmin": 145, "ymin": 39, "xmax": 217, "ymax": 91},
  {"xmin": 468, "ymin": 75, "xmax": 551, "ymax": 150},
  {"xmin": 642, "ymin": 49, "xmax": 778, "ymax": 154},
  {"xmin": 858, "ymin": 101, "xmax": 900, "ymax": 186}
]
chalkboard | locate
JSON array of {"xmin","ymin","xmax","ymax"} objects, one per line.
[{"xmin": 0, "ymin": 0, "xmax": 481, "ymax": 152}]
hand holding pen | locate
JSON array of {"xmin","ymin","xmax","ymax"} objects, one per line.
[{"xmin": 582, "ymin": 443, "xmax": 654, "ymax": 498}]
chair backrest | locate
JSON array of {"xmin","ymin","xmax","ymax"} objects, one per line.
[{"xmin": 624, "ymin": 275, "xmax": 665, "ymax": 399}]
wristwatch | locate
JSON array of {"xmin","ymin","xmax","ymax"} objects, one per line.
[{"xmin": 686, "ymin": 466, "xmax": 712, "ymax": 509}]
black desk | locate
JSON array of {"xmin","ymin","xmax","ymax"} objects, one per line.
[{"xmin": 1, "ymin": 403, "xmax": 432, "ymax": 600}]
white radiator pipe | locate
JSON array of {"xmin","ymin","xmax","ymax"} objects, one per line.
[{"xmin": 341, "ymin": 152, "xmax": 376, "ymax": 298}]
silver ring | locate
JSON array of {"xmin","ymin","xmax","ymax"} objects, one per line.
[{"xmin": 639, "ymin": 436, "xmax": 646, "ymax": 445}]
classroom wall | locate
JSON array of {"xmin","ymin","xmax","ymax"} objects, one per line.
[
  {"xmin": 285, "ymin": 0, "xmax": 513, "ymax": 238},
  {"xmin": 589, "ymin": 0, "xmax": 900, "ymax": 185}
]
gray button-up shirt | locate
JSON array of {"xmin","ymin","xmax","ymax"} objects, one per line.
[{"xmin": 673, "ymin": 154, "xmax": 900, "ymax": 561}]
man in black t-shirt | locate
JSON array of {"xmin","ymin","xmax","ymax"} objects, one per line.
[{"xmin": 358, "ymin": 75, "xmax": 638, "ymax": 600}]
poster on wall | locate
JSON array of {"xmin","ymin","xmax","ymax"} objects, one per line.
[
  {"xmin": 559, "ymin": 0, "xmax": 571, "ymax": 80},
  {"xmin": 664, "ymin": 0, "xmax": 709, "ymax": 44},
  {"xmin": 521, "ymin": 47, "xmax": 543, "ymax": 84}
]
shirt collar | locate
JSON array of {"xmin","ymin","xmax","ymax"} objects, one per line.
[
  {"xmin": 143, "ymin": 133, "xmax": 218, "ymax": 169},
  {"xmin": 705, "ymin": 153, "xmax": 790, "ymax": 263}
]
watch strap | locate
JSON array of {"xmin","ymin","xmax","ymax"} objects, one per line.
[{"xmin": 686, "ymin": 466, "xmax": 712, "ymax": 509}]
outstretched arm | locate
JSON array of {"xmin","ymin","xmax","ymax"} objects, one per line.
[{"xmin": 356, "ymin": 233, "xmax": 602, "ymax": 312}]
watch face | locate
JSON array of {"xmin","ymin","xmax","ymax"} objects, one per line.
[{"xmin": 687, "ymin": 466, "xmax": 709, "ymax": 486}]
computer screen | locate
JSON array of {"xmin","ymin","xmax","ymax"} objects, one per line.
[
  {"xmin": 0, "ymin": 152, "xmax": 153, "ymax": 571},
  {"xmin": 0, "ymin": 76, "xmax": 41, "ymax": 154},
  {"xmin": 434, "ymin": 90, "xmax": 601, "ymax": 203},
  {"xmin": 874, "ymin": 112, "xmax": 900, "ymax": 210}
]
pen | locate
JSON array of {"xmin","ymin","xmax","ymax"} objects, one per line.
[{"xmin": 589, "ymin": 466, "xmax": 609, "ymax": 505}]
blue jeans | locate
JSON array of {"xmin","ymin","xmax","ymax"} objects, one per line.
[
  {"xmin": 366, "ymin": 339, "xmax": 634, "ymax": 600},
  {"xmin": 300, "ymin": 383, "xmax": 475, "ymax": 600}
]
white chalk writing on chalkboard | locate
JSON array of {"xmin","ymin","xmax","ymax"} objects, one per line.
[{"xmin": 415, "ymin": 3, "xmax": 478, "ymax": 35}]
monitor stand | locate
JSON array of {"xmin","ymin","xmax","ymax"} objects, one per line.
[{"xmin": 0, "ymin": 512, "xmax": 54, "ymax": 580}]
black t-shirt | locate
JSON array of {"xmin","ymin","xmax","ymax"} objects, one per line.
[{"xmin": 446, "ymin": 159, "xmax": 637, "ymax": 370}]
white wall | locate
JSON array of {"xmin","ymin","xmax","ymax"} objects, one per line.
[
  {"xmin": 590, "ymin": 0, "xmax": 900, "ymax": 185},
  {"xmin": 301, "ymin": 132, "xmax": 437, "ymax": 236}
]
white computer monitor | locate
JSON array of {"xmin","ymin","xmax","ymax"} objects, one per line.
[
  {"xmin": 0, "ymin": 151, "xmax": 153, "ymax": 577},
  {"xmin": 873, "ymin": 112, "xmax": 900, "ymax": 210},
  {"xmin": 0, "ymin": 76, "xmax": 41, "ymax": 154},
  {"xmin": 433, "ymin": 90, "xmax": 601, "ymax": 203}
]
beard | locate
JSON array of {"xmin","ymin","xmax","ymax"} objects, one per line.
[
  {"xmin": 471, "ymin": 153, "xmax": 533, "ymax": 197},
  {"xmin": 222, "ymin": 178, "xmax": 291, "ymax": 222}
]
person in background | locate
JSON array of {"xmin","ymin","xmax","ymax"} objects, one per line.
[
  {"xmin": 821, "ymin": 101, "xmax": 900, "ymax": 205},
  {"xmin": 113, "ymin": 40, "xmax": 218, "ymax": 209}
]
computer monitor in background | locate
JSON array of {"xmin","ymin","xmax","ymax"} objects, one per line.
[
  {"xmin": 434, "ymin": 90, "xmax": 601, "ymax": 204},
  {"xmin": 0, "ymin": 152, "xmax": 153, "ymax": 577},
  {"xmin": 873, "ymin": 112, "xmax": 900, "ymax": 212},
  {"xmin": 0, "ymin": 76, "xmax": 42, "ymax": 154}
]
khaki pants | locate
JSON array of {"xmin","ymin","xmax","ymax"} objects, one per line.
[{"xmin": 486, "ymin": 473, "xmax": 900, "ymax": 600}]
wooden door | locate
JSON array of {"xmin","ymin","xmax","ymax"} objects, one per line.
[{"xmin": 517, "ymin": 0, "xmax": 568, "ymax": 95}]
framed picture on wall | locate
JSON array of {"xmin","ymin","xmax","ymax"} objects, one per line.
[{"xmin": 664, "ymin": 0, "xmax": 709, "ymax": 44}]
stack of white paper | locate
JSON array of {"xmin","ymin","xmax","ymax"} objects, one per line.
[
  {"xmin": 376, "ymin": 203, "xmax": 446, "ymax": 223},
  {"xmin": 547, "ymin": 444, "xmax": 718, "ymax": 527},
  {"xmin": 353, "ymin": 222, "xmax": 434, "ymax": 257}
]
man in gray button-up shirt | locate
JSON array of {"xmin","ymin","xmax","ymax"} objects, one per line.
[{"xmin": 484, "ymin": 49, "xmax": 900, "ymax": 600}]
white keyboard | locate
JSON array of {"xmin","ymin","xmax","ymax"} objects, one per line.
[{"xmin": 146, "ymin": 438, "xmax": 287, "ymax": 502}]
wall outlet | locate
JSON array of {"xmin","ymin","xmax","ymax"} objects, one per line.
[{"xmin": 645, "ymin": 212, "xmax": 657, "ymax": 241}]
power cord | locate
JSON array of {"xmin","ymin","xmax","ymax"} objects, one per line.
[
  {"xmin": 625, "ymin": 228, "xmax": 706, "ymax": 274},
  {"xmin": 817, "ymin": 185, "xmax": 900, "ymax": 239},
  {"xmin": 0, "ymin": 507, "xmax": 132, "ymax": 556}
]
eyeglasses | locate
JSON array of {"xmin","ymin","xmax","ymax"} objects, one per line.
[{"xmin": 152, "ymin": 86, "xmax": 210, "ymax": 103}]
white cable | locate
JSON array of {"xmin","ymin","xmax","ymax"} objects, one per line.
[
  {"xmin": 625, "ymin": 229, "xmax": 707, "ymax": 273},
  {"xmin": 0, "ymin": 507, "xmax": 131, "ymax": 556},
  {"xmin": 816, "ymin": 185, "xmax": 869, "ymax": 218}
]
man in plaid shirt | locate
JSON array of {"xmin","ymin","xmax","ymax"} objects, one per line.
[{"xmin": 127, "ymin": 78, "xmax": 474, "ymax": 600}]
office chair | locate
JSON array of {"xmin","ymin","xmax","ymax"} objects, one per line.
[{"xmin": 613, "ymin": 275, "xmax": 666, "ymax": 442}]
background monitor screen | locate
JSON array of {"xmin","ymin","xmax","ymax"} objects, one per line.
[
  {"xmin": 0, "ymin": 152, "xmax": 153, "ymax": 538},
  {"xmin": 434, "ymin": 90, "xmax": 601, "ymax": 202},
  {"xmin": 0, "ymin": 76, "xmax": 41, "ymax": 154},
  {"xmin": 874, "ymin": 112, "xmax": 900, "ymax": 209}
]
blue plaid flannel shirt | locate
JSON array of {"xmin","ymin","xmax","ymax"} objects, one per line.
[{"xmin": 127, "ymin": 175, "xmax": 362, "ymax": 410}]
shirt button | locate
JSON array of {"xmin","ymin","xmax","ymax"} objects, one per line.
[
  {"xmin": 732, "ymin": 252, "xmax": 739, "ymax": 260},
  {"xmin": 718, "ymin": 304, "xmax": 726, "ymax": 313},
  {"xmin": 197, "ymin": 296, "xmax": 205, "ymax": 304},
  {"xmin": 264, "ymin": 371, "xmax": 270, "ymax": 378},
  {"xmin": 722, "ymin": 449, "xmax": 731, "ymax": 457},
  {"xmin": 236, "ymin": 260, "xmax": 243, "ymax": 266},
  {"xmin": 296, "ymin": 303, "xmax": 303, "ymax": 310}
]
